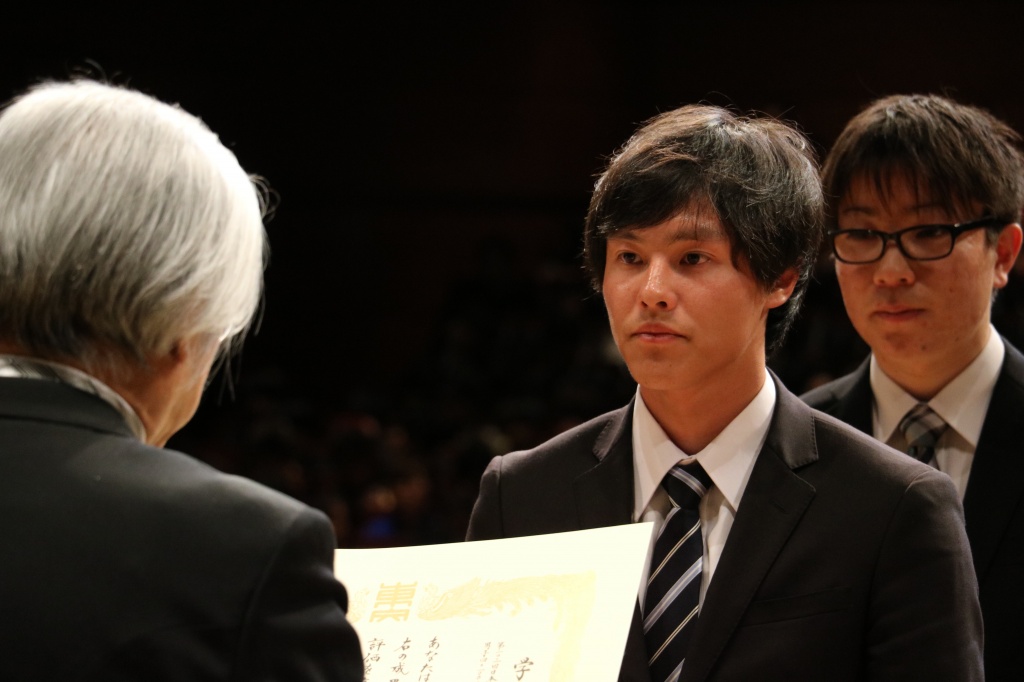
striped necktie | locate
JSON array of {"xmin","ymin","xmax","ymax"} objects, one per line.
[
  {"xmin": 643, "ymin": 461, "xmax": 712, "ymax": 682},
  {"xmin": 898, "ymin": 403, "xmax": 948, "ymax": 464}
]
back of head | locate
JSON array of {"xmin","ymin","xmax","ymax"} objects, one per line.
[
  {"xmin": 823, "ymin": 94, "xmax": 1024, "ymax": 229},
  {"xmin": 0, "ymin": 80, "xmax": 267, "ymax": 374},
  {"xmin": 583, "ymin": 104, "xmax": 824, "ymax": 355}
]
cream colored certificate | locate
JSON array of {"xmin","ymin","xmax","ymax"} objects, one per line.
[{"xmin": 335, "ymin": 523, "xmax": 653, "ymax": 682}]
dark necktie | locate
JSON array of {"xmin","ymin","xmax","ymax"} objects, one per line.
[
  {"xmin": 898, "ymin": 403, "xmax": 948, "ymax": 464},
  {"xmin": 643, "ymin": 461, "xmax": 712, "ymax": 682}
]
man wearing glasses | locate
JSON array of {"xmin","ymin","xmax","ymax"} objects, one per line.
[{"xmin": 803, "ymin": 94, "xmax": 1024, "ymax": 681}]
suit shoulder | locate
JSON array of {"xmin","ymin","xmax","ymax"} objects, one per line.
[
  {"xmin": 809, "ymin": 409, "xmax": 951, "ymax": 489},
  {"xmin": 87, "ymin": 437, "xmax": 318, "ymax": 541},
  {"xmin": 801, "ymin": 372, "xmax": 858, "ymax": 411},
  {"xmin": 163, "ymin": 446, "xmax": 307, "ymax": 513},
  {"xmin": 809, "ymin": 409, "xmax": 885, "ymax": 455},
  {"xmin": 492, "ymin": 406, "xmax": 627, "ymax": 474}
]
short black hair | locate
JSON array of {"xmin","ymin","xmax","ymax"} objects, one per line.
[
  {"xmin": 583, "ymin": 104, "xmax": 824, "ymax": 356},
  {"xmin": 823, "ymin": 94, "xmax": 1024, "ymax": 240}
]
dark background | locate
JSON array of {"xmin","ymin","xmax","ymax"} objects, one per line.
[{"xmin": 7, "ymin": 3, "xmax": 1024, "ymax": 546}]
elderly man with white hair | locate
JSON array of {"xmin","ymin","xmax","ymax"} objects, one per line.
[{"xmin": 0, "ymin": 80, "xmax": 363, "ymax": 681}]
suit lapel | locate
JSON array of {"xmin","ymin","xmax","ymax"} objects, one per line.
[
  {"xmin": 571, "ymin": 400, "xmax": 651, "ymax": 682},
  {"xmin": 681, "ymin": 380, "xmax": 817, "ymax": 682},
  {"xmin": 573, "ymin": 401, "xmax": 636, "ymax": 529},
  {"xmin": 826, "ymin": 358, "xmax": 874, "ymax": 436},
  {"xmin": 963, "ymin": 340, "xmax": 1024, "ymax": 580}
]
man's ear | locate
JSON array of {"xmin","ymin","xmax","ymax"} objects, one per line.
[
  {"xmin": 148, "ymin": 340, "xmax": 187, "ymax": 375},
  {"xmin": 167, "ymin": 339, "xmax": 187, "ymax": 364},
  {"xmin": 994, "ymin": 223, "xmax": 1023, "ymax": 289},
  {"xmin": 766, "ymin": 268, "xmax": 799, "ymax": 309},
  {"xmin": 163, "ymin": 334, "xmax": 220, "ymax": 381}
]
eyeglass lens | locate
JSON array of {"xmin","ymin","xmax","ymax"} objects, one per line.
[{"xmin": 834, "ymin": 226, "xmax": 953, "ymax": 263}]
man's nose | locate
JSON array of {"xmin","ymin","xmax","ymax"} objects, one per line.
[
  {"xmin": 872, "ymin": 241, "xmax": 917, "ymax": 287},
  {"xmin": 639, "ymin": 258, "xmax": 678, "ymax": 309}
]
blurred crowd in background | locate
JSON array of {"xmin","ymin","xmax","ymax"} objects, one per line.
[{"xmin": 169, "ymin": 245, "xmax": 1024, "ymax": 549}]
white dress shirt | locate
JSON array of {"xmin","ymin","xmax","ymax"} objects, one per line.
[
  {"xmin": 870, "ymin": 326, "xmax": 1003, "ymax": 500},
  {"xmin": 632, "ymin": 370, "xmax": 775, "ymax": 607}
]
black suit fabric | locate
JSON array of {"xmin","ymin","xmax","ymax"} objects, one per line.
[
  {"xmin": 803, "ymin": 339, "xmax": 1024, "ymax": 681},
  {"xmin": 0, "ymin": 377, "xmax": 363, "ymax": 681},
  {"xmin": 467, "ymin": 376, "xmax": 982, "ymax": 682}
]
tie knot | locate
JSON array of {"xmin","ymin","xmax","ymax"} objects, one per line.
[
  {"xmin": 662, "ymin": 461, "xmax": 712, "ymax": 510},
  {"xmin": 898, "ymin": 403, "xmax": 948, "ymax": 460}
]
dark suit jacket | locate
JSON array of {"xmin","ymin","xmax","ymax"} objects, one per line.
[
  {"xmin": 0, "ymin": 377, "xmax": 364, "ymax": 681},
  {"xmin": 803, "ymin": 339, "xmax": 1024, "ymax": 682},
  {"xmin": 467, "ymin": 376, "xmax": 982, "ymax": 682}
]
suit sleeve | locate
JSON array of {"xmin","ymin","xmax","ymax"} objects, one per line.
[
  {"xmin": 865, "ymin": 468, "xmax": 984, "ymax": 681},
  {"xmin": 238, "ymin": 506, "xmax": 365, "ymax": 682},
  {"xmin": 466, "ymin": 455, "xmax": 504, "ymax": 541}
]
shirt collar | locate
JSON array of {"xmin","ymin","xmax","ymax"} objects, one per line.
[
  {"xmin": 870, "ymin": 326, "xmax": 1004, "ymax": 447},
  {"xmin": 632, "ymin": 369, "xmax": 776, "ymax": 520},
  {"xmin": 0, "ymin": 354, "xmax": 147, "ymax": 441}
]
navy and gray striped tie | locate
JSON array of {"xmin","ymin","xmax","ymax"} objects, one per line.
[
  {"xmin": 643, "ymin": 461, "xmax": 712, "ymax": 682},
  {"xmin": 898, "ymin": 403, "xmax": 948, "ymax": 465}
]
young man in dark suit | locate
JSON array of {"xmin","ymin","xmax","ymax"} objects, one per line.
[
  {"xmin": 802, "ymin": 93, "xmax": 1024, "ymax": 681},
  {"xmin": 0, "ymin": 81, "xmax": 363, "ymax": 680},
  {"xmin": 467, "ymin": 104, "xmax": 983, "ymax": 681}
]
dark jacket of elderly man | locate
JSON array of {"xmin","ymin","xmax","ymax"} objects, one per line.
[{"xmin": 0, "ymin": 81, "xmax": 363, "ymax": 681}]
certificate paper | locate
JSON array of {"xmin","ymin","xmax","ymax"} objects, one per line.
[{"xmin": 335, "ymin": 523, "xmax": 653, "ymax": 682}]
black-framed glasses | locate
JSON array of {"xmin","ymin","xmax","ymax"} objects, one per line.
[{"xmin": 831, "ymin": 216, "xmax": 1001, "ymax": 264}]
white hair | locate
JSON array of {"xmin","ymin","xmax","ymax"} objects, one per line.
[{"xmin": 0, "ymin": 80, "xmax": 267, "ymax": 372}]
